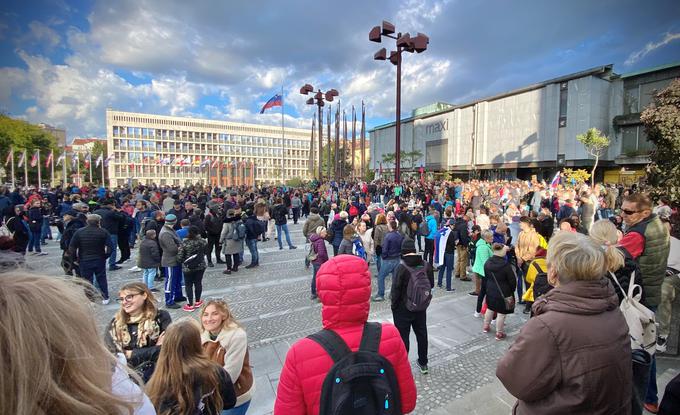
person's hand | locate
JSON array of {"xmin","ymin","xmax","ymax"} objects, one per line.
[
  {"xmin": 125, "ymin": 350, "xmax": 132, "ymax": 359},
  {"xmin": 156, "ymin": 332, "xmax": 166, "ymax": 346}
]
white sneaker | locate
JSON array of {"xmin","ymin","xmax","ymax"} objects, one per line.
[
  {"xmin": 474, "ymin": 312, "xmax": 481, "ymax": 318},
  {"xmin": 102, "ymin": 298, "xmax": 110, "ymax": 305},
  {"xmin": 129, "ymin": 266, "xmax": 142, "ymax": 272}
]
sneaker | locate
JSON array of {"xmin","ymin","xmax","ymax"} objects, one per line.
[
  {"xmin": 166, "ymin": 303, "xmax": 181, "ymax": 309},
  {"xmin": 495, "ymin": 332, "xmax": 507, "ymax": 341},
  {"xmin": 129, "ymin": 266, "xmax": 142, "ymax": 272},
  {"xmin": 468, "ymin": 291, "xmax": 478, "ymax": 296},
  {"xmin": 371, "ymin": 295, "xmax": 385, "ymax": 302},
  {"xmin": 150, "ymin": 288, "xmax": 159, "ymax": 293},
  {"xmin": 109, "ymin": 265, "xmax": 122, "ymax": 271},
  {"xmin": 446, "ymin": 288, "xmax": 455, "ymax": 292},
  {"xmin": 417, "ymin": 362, "xmax": 429, "ymax": 375},
  {"xmin": 474, "ymin": 312, "xmax": 482, "ymax": 318},
  {"xmin": 482, "ymin": 324, "xmax": 490, "ymax": 333},
  {"xmin": 289, "ymin": 246, "xmax": 297, "ymax": 250},
  {"xmin": 223, "ymin": 269, "xmax": 232, "ymax": 275},
  {"xmin": 310, "ymin": 294, "xmax": 318, "ymax": 300},
  {"xmin": 207, "ymin": 262, "xmax": 214, "ymax": 267},
  {"xmin": 194, "ymin": 300, "xmax": 203, "ymax": 308},
  {"xmin": 657, "ymin": 336, "xmax": 668, "ymax": 354},
  {"xmin": 460, "ymin": 277, "xmax": 472, "ymax": 281},
  {"xmin": 643, "ymin": 403, "xmax": 658, "ymax": 414},
  {"xmin": 245, "ymin": 263, "xmax": 259, "ymax": 269},
  {"xmin": 38, "ymin": 252, "xmax": 48, "ymax": 256},
  {"xmin": 101, "ymin": 298, "xmax": 110, "ymax": 305},
  {"xmin": 182, "ymin": 304, "xmax": 195, "ymax": 312}
]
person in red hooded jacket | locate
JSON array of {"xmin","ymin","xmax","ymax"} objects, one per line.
[{"xmin": 274, "ymin": 254, "xmax": 417, "ymax": 415}]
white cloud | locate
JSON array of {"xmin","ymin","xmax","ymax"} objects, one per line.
[
  {"xmin": 18, "ymin": 21, "xmax": 61, "ymax": 50},
  {"xmin": 625, "ymin": 32, "xmax": 680, "ymax": 66}
]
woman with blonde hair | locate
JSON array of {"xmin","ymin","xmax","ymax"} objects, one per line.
[
  {"xmin": 201, "ymin": 299, "xmax": 254, "ymax": 414},
  {"xmin": 589, "ymin": 219, "xmax": 643, "ymax": 304},
  {"xmin": 497, "ymin": 231, "xmax": 632, "ymax": 414},
  {"xmin": 147, "ymin": 319, "xmax": 236, "ymax": 415},
  {"xmin": 372, "ymin": 213, "xmax": 389, "ymax": 271},
  {"xmin": 1, "ymin": 273, "xmax": 154, "ymax": 415},
  {"xmin": 106, "ymin": 281, "xmax": 172, "ymax": 382}
]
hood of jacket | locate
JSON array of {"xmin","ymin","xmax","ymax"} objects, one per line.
[
  {"xmin": 309, "ymin": 233, "xmax": 323, "ymax": 243},
  {"xmin": 533, "ymin": 277, "xmax": 619, "ymax": 317},
  {"xmin": 317, "ymin": 255, "xmax": 370, "ymax": 330}
]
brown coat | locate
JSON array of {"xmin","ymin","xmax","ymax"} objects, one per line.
[{"xmin": 496, "ymin": 278, "xmax": 632, "ymax": 415}]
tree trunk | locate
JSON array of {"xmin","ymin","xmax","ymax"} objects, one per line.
[{"xmin": 591, "ymin": 156, "xmax": 599, "ymax": 188}]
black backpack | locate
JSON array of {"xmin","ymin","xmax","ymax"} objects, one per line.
[
  {"xmin": 401, "ymin": 263, "xmax": 433, "ymax": 312},
  {"xmin": 531, "ymin": 261, "xmax": 553, "ymax": 300},
  {"xmin": 307, "ymin": 322, "xmax": 402, "ymax": 415}
]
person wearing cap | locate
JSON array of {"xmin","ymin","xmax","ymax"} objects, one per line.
[
  {"xmin": 60, "ymin": 206, "xmax": 87, "ymax": 276},
  {"xmin": 158, "ymin": 213, "xmax": 183, "ymax": 309},
  {"xmin": 93, "ymin": 199, "xmax": 124, "ymax": 271},
  {"xmin": 390, "ymin": 238, "xmax": 434, "ymax": 374}
]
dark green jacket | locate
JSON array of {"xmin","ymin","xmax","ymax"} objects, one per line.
[{"xmin": 626, "ymin": 214, "xmax": 670, "ymax": 307}]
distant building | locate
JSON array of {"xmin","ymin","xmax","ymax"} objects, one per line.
[
  {"xmin": 38, "ymin": 123, "xmax": 66, "ymax": 147},
  {"xmin": 370, "ymin": 62, "xmax": 680, "ymax": 184},
  {"xmin": 71, "ymin": 138, "xmax": 106, "ymax": 155}
]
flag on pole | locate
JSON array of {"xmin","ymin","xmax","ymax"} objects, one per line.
[
  {"xmin": 45, "ymin": 151, "xmax": 53, "ymax": 168},
  {"xmin": 30, "ymin": 150, "xmax": 39, "ymax": 167},
  {"xmin": 95, "ymin": 154, "xmax": 103, "ymax": 168},
  {"xmin": 104, "ymin": 154, "xmax": 114, "ymax": 167},
  {"xmin": 550, "ymin": 171, "xmax": 561, "ymax": 189},
  {"xmin": 17, "ymin": 151, "xmax": 25, "ymax": 168},
  {"xmin": 56, "ymin": 153, "xmax": 65, "ymax": 166},
  {"xmin": 84, "ymin": 153, "xmax": 91, "ymax": 169},
  {"xmin": 259, "ymin": 93, "xmax": 283, "ymax": 114},
  {"xmin": 4, "ymin": 149, "xmax": 12, "ymax": 166},
  {"xmin": 71, "ymin": 152, "xmax": 79, "ymax": 168}
]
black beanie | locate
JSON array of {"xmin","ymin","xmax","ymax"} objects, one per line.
[{"xmin": 401, "ymin": 238, "xmax": 417, "ymax": 255}]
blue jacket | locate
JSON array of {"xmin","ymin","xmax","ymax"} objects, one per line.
[
  {"xmin": 425, "ymin": 215, "xmax": 438, "ymax": 240},
  {"xmin": 381, "ymin": 230, "xmax": 404, "ymax": 260}
]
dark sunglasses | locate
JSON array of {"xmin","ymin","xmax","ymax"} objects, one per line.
[{"xmin": 621, "ymin": 209, "xmax": 640, "ymax": 215}]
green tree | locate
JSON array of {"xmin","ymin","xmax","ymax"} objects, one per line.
[
  {"xmin": 641, "ymin": 78, "xmax": 680, "ymax": 202},
  {"xmin": 563, "ymin": 168, "xmax": 591, "ymax": 186},
  {"xmin": 381, "ymin": 152, "xmax": 395, "ymax": 169},
  {"xmin": 577, "ymin": 127, "xmax": 610, "ymax": 187},
  {"xmin": 321, "ymin": 144, "xmax": 351, "ymax": 177},
  {"xmin": 89, "ymin": 140, "xmax": 108, "ymax": 184},
  {"xmin": 404, "ymin": 149, "xmax": 423, "ymax": 170},
  {"xmin": 0, "ymin": 115, "xmax": 57, "ymax": 185}
]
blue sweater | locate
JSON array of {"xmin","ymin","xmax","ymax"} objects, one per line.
[{"xmin": 381, "ymin": 230, "xmax": 404, "ymax": 260}]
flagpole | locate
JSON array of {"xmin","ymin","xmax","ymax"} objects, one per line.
[
  {"xmin": 36, "ymin": 149, "xmax": 41, "ymax": 188},
  {"xmin": 23, "ymin": 150, "xmax": 28, "ymax": 187},
  {"xmin": 351, "ymin": 105, "xmax": 356, "ymax": 179},
  {"xmin": 10, "ymin": 147, "xmax": 15, "ymax": 190},
  {"xmin": 361, "ymin": 101, "xmax": 366, "ymax": 179},
  {"xmin": 77, "ymin": 156, "xmax": 81, "ymax": 187},
  {"xmin": 101, "ymin": 155, "xmax": 105, "ymax": 186},
  {"xmin": 327, "ymin": 107, "xmax": 331, "ymax": 180},
  {"xmin": 50, "ymin": 150, "xmax": 54, "ymax": 187},
  {"xmin": 89, "ymin": 155, "xmax": 93, "ymax": 184},
  {"xmin": 281, "ymin": 86, "xmax": 285, "ymax": 184},
  {"xmin": 62, "ymin": 152, "xmax": 66, "ymax": 186}
]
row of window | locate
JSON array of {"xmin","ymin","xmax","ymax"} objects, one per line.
[
  {"xmin": 110, "ymin": 114, "xmax": 297, "ymax": 136},
  {"xmin": 112, "ymin": 143, "xmax": 311, "ymax": 158},
  {"xmin": 111, "ymin": 127, "xmax": 309, "ymax": 147}
]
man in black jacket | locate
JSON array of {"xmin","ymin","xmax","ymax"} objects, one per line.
[
  {"xmin": 60, "ymin": 209, "xmax": 86, "ymax": 276},
  {"xmin": 69, "ymin": 214, "xmax": 112, "ymax": 304},
  {"xmin": 244, "ymin": 208, "xmax": 265, "ymax": 268},
  {"xmin": 93, "ymin": 199, "xmax": 123, "ymax": 271},
  {"xmin": 455, "ymin": 215, "xmax": 472, "ymax": 281},
  {"xmin": 203, "ymin": 205, "xmax": 224, "ymax": 266}
]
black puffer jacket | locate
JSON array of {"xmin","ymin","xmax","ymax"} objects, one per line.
[
  {"xmin": 204, "ymin": 211, "xmax": 224, "ymax": 236},
  {"xmin": 483, "ymin": 255, "xmax": 517, "ymax": 313}
]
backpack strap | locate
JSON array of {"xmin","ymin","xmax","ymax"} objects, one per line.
[
  {"xmin": 359, "ymin": 322, "xmax": 382, "ymax": 353},
  {"xmin": 531, "ymin": 261, "xmax": 543, "ymax": 274},
  {"xmin": 307, "ymin": 329, "xmax": 352, "ymax": 363}
]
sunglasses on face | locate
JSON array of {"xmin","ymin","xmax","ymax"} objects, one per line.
[{"xmin": 621, "ymin": 209, "xmax": 640, "ymax": 215}]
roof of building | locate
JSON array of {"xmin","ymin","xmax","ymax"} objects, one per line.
[
  {"xmin": 371, "ymin": 64, "xmax": 615, "ymax": 131},
  {"xmin": 619, "ymin": 61, "xmax": 680, "ymax": 79},
  {"xmin": 71, "ymin": 138, "xmax": 105, "ymax": 146}
]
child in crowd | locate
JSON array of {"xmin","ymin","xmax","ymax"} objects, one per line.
[{"xmin": 138, "ymin": 229, "xmax": 161, "ymax": 291}]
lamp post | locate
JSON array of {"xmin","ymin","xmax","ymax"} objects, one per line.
[
  {"xmin": 300, "ymin": 84, "xmax": 339, "ymax": 180},
  {"xmin": 370, "ymin": 20, "xmax": 428, "ymax": 183}
]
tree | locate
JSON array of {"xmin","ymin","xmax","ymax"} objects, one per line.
[
  {"xmin": 576, "ymin": 127, "xmax": 610, "ymax": 187},
  {"xmin": 404, "ymin": 149, "xmax": 423, "ymax": 170},
  {"xmin": 381, "ymin": 152, "xmax": 395, "ymax": 169},
  {"xmin": 641, "ymin": 78, "xmax": 680, "ymax": 202},
  {"xmin": 0, "ymin": 115, "xmax": 57, "ymax": 185},
  {"xmin": 562, "ymin": 168, "xmax": 591, "ymax": 186}
]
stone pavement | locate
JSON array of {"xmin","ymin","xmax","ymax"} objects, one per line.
[{"xmin": 30, "ymin": 219, "xmax": 678, "ymax": 414}]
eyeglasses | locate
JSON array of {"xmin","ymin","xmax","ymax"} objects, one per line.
[
  {"xmin": 621, "ymin": 209, "xmax": 640, "ymax": 215},
  {"xmin": 118, "ymin": 293, "xmax": 143, "ymax": 303}
]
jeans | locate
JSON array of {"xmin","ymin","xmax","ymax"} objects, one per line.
[
  {"xmin": 28, "ymin": 230, "xmax": 42, "ymax": 252},
  {"xmin": 118, "ymin": 233, "xmax": 131, "ymax": 261},
  {"xmin": 416, "ymin": 234, "xmax": 423, "ymax": 252},
  {"xmin": 108, "ymin": 234, "xmax": 118, "ymax": 268},
  {"xmin": 79, "ymin": 258, "xmax": 109, "ymax": 300},
  {"xmin": 645, "ymin": 305, "xmax": 659, "ymax": 405},
  {"xmin": 393, "ymin": 307, "xmax": 428, "ymax": 366},
  {"xmin": 222, "ymin": 400, "xmax": 251, "ymax": 415},
  {"xmin": 129, "ymin": 219, "xmax": 139, "ymax": 247},
  {"xmin": 373, "ymin": 253, "xmax": 382, "ymax": 272},
  {"xmin": 276, "ymin": 224, "xmax": 293, "ymax": 249},
  {"xmin": 142, "ymin": 268, "xmax": 157, "ymax": 289},
  {"xmin": 41, "ymin": 217, "xmax": 51, "ymax": 242},
  {"xmin": 246, "ymin": 239, "xmax": 258, "ymax": 265},
  {"xmin": 377, "ymin": 258, "xmax": 400, "ymax": 297},
  {"xmin": 311, "ymin": 262, "xmax": 321, "ymax": 295},
  {"xmin": 292, "ymin": 207, "xmax": 300, "ymax": 224},
  {"xmin": 437, "ymin": 252, "xmax": 455, "ymax": 290},
  {"xmin": 225, "ymin": 253, "xmax": 240, "ymax": 271},
  {"xmin": 206, "ymin": 235, "xmax": 222, "ymax": 263},
  {"xmin": 423, "ymin": 238, "xmax": 434, "ymax": 266},
  {"xmin": 164, "ymin": 265, "xmax": 183, "ymax": 306}
]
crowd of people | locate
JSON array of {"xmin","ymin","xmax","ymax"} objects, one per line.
[{"xmin": 1, "ymin": 175, "xmax": 679, "ymax": 414}]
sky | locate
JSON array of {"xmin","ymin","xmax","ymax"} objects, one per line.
[{"xmin": 1, "ymin": 0, "xmax": 679, "ymax": 142}]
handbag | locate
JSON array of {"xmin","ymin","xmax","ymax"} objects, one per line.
[
  {"xmin": 306, "ymin": 242, "xmax": 318, "ymax": 262},
  {"xmin": 490, "ymin": 271, "xmax": 515, "ymax": 311},
  {"xmin": 609, "ymin": 271, "xmax": 656, "ymax": 355}
]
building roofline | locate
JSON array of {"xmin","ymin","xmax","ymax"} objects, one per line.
[
  {"xmin": 370, "ymin": 64, "xmax": 614, "ymax": 132},
  {"xmin": 619, "ymin": 61, "xmax": 680, "ymax": 79}
]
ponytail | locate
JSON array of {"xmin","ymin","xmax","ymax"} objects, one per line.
[{"xmin": 602, "ymin": 244, "xmax": 625, "ymax": 273}]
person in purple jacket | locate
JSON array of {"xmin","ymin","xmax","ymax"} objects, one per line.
[{"xmin": 309, "ymin": 226, "xmax": 329, "ymax": 301}]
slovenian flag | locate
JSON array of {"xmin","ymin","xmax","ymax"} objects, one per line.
[
  {"xmin": 95, "ymin": 154, "xmax": 103, "ymax": 168},
  {"xmin": 30, "ymin": 150, "xmax": 39, "ymax": 167},
  {"xmin": 550, "ymin": 171, "xmax": 561, "ymax": 189},
  {"xmin": 45, "ymin": 151, "xmax": 53, "ymax": 168},
  {"xmin": 259, "ymin": 93, "xmax": 282, "ymax": 114},
  {"xmin": 56, "ymin": 153, "xmax": 65, "ymax": 166},
  {"xmin": 104, "ymin": 154, "xmax": 114, "ymax": 167},
  {"xmin": 17, "ymin": 151, "xmax": 25, "ymax": 168},
  {"xmin": 433, "ymin": 226, "xmax": 451, "ymax": 267}
]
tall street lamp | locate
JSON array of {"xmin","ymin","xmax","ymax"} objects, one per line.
[
  {"xmin": 300, "ymin": 84, "xmax": 339, "ymax": 180},
  {"xmin": 370, "ymin": 20, "xmax": 428, "ymax": 183}
]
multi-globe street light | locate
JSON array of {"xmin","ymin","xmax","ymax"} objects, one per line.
[
  {"xmin": 370, "ymin": 20, "xmax": 428, "ymax": 183},
  {"xmin": 300, "ymin": 84, "xmax": 339, "ymax": 180}
]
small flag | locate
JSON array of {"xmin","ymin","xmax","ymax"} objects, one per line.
[
  {"xmin": 259, "ymin": 93, "xmax": 283, "ymax": 114},
  {"xmin": 71, "ymin": 152, "xmax": 79, "ymax": 168},
  {"xmin": 84, "ymin": 153, "xmax": 91, "ymax": 169},
  {"xmin": 95, "ymin": 154, "xmax": 103, "ymax": 168},
  {"xmin": 56, "ymin": 153, "xmax": 65, "ymax": 166},
  {"xmin": 550, "ymin": 171, "xmax": 561, "ymax": 189},
  {"xmin": 45, "ymin": 151, "xmax": 53, "ymax": 168},
  {"xmin": 17, "ymin": 152, "xmax": 25, "ymax": 168},
  {"xmin": 30, "ymin": 150, "xmax": 39, "ymax": 167},
  {"xmin": 4, "ymin": 149, "xmax": 12, "ymax": 166},
  {"xmin": 104, "ymin": 154, "xmax": 114, "ymax": 167}
]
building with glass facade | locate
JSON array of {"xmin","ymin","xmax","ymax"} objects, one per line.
[{"xmin": 106, "ymin": 109, "xmax": 315, "ymax": 187}]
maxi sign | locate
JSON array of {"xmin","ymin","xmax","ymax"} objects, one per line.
[{"xmin": 425, "ymin": 119, "xmax": 448, "ymax": 135}]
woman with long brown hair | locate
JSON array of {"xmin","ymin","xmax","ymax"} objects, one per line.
[
  {"xmin": 201, "ymin": 299, "xmax": 254, "ymax": 414},
  {"xmin": 1, "ymin": 272, "xmax": 154, "ymax": 415},
  {"xmin": 146, "ymin": 319, "xmax": 236, "ymax": 415},
  {"xmin": 106, "ymin": 281, "xmax": 172, "ymax": 382}
]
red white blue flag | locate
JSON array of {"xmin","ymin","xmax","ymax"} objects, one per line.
[
  {"xmin": 259, "ymin": 94, "xmax": 282, "ymax": 114},
  {"xmin": 550, "ymin": 171, "xmax": 561, "ymax": 189}
]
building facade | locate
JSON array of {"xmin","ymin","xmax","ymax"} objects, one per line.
[
  {"xmin": 370, "ymin": 62, "xmax": 679, "ymax": 183},
  {"xmin": 38, "ymin": 123, "xmax": 66, "ymax": 147},
  {"xmin": 106, "ymin": 110, "xmax": 315, "ymax": 187}
]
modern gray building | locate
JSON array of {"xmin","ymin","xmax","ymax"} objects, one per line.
[{"xmin": 370, "ymin": 62, "xmax": 680, "ymax": 183}]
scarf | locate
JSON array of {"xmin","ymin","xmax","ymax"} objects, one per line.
[{"xmin": 109, "ymin": 313, "xmax": 161, "ymax": 351}]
